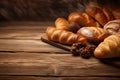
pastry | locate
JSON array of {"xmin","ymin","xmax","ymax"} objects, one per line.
[
  {"xmin": 55, "ymin": 18, "xmax": 69, "ymax": 30},
  {"xmin": 55, "ymin": 18, "xmax": 80, "ymax": 33},
  {"xmin": 46, "ymin": 27, "xmax": 87, "ymax": 44},
  {"xmin": 94, "ymin": 34, "xmax": 120, "ymax": 58},
  {"xmin": 85, "ymin": 2, "xmax": 114, "ymax": 26},
  {"xmin": 68, "ymin": 12, "xmax": 101, "ymax": 27}
]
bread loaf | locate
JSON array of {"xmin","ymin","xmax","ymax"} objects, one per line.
[
  {"xmin": 46, "ymin": 27, "xmax": 87, "ymax": 44},
  {"xmin": 68, "ymin": 12, "xmax": 100, "ymax": 27},
  {"xmin": 55, "ymin": 18, "xmax": 80, "ymax": 33},
  {"xmin": 85, "ymin": 2, "xmax": 114, "ymax": 26},
  {"xmin": 104, "ymin": 19, "xmax": 120, "ymax": 35},
  {"xmin": 77, "ymin": 27, "xmax": 109, "ymax": 42}
]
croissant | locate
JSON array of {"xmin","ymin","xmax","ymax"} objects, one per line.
[
  {"xmin": 85, "ymin": 2, "xmax": 114, "ymax": 26},
  {"xmin": 94, "ymin": 34, "xmax": 120, "ymax": 58},
  {"xmin": 46, "ymin": 27, "xmax": 87, "ymax": 44},
  {"xmin": 77, "ymin": 27, "xmax": 109, "ymax": 42},
  {"xmin": 55, "ymin": 18, "xmax": 80, "ymax": 33},
  {"xmin": 104, "ymin": 19, "xmax": 120, "ymax": 35},
  {"xmin": 68, "ymin": 12, "xmax": 101, "ymax": 27}
]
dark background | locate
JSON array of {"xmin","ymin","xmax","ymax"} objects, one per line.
[{"xmin": 0, "ymin": 0, "xmax": 120, "ymax": 21}]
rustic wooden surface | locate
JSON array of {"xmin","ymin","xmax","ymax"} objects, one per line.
[{"xmin": 0, "ymin": 22, "xmax": 120, "ymax": 80}]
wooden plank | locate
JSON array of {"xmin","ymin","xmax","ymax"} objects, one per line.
[
  {"xmin": 0, "ymin": 39, "xmax": 68, "ymax": 53},
  {"xmin": 0, "ymin": 29, "xmax": 43, "ymax": 39},
  {"xmin": 0, "ymin": 53, "xmax": 120, "ymax": 76},
  {"xmin": 0, "ymin": 22, "xmax": 54, "ymax": 39},
  {"xmin": 0, "ymin": 76, "xmax": 120, "ymax": 80}
]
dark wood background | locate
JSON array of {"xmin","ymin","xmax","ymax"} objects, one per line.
[{"xmin": 0, "ymin": 0, "xmax": 120, "ymax": 21}]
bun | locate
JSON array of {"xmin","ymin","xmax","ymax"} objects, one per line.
[
  {"xmin": 77, "ymin": 27, "xmax": 109, "ymax": 42},
  {"xmin": 46, "ymin": 27, "xmax": 87, "ymax": 44},
  {"xmin": 55, "ymin": 18, "xmax": 80, "ymax": 33},
  {"xmin": 104, "ymin": 19, "xmax": 120, "ymax": 35},
  {"xmin": 68, "ymin": 12, "xmax": 100, "ymax": 27},
  {"xmin": 94, "ymin": 34, "xmax": 120, "ymax": 58},
  {"xmin": 55, "ymin": 18, "xmax": 69, "ymax": 30},
  {"xmin": 85, "ymin": 2, "xmax": 114, "ymax": 26}
]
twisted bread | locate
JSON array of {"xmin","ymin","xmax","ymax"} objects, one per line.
[
  {"xmin": 94, "ymin": 34, "xmax": 120, "ymax": 58},
  {"xmin": 55, "ymin": 18, "xmax": 80, "ymax": 33},
  {"xmin": 46, "ymin": 27, "xmax": 87, "ymax": 44},
  {"xmin": 68, "ymin": 12, "xmax": 100, "ymax": 27},
  {"xmin": 85, "ymin": 2, "xmax": 114, "ymax": 26},
  {"xmin": 104, "ymin": 19, "xmax": 120, "ymax": 35},
  {"xmin": 77, "ymin": 27, "xmax": 109, "ymax": 42}
]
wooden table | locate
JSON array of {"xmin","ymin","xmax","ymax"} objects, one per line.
[{"xmin": 0, "ymin": 21, "xmax": 120, "ymax": 80}]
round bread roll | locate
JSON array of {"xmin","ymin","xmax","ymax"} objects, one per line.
[{"xmin": 77, "ymin": 27, "xmax": 109, "ymax": 42}]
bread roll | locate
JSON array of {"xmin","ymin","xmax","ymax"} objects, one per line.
[
  {"xmin": 104, "ymin": 19, "xmax": 120, "ymax": 35},
  {"xmin": 68, "ymin": 12, "xmax": 100, "ymax": 27},
  {"xmin": 85, "ymin": 2, "xmax": 114, "ymax": 26},
  {"xmin": 55, "ymin": 18, "xmax": 69, "ymax": 30},
  {"xmin": 94, "ymin": 34, "xmax": 120, "ymax": 58},
  {"xmin": 77, "ymin": 27, "xmax": 109, "ymax": 42},
  {"xmin": 46, "ymin": 27, "xmax": 87, "ymax": 44},
  {"xmin": 55, "ymin": 18, "xmax": 80, "ymax": 33}
]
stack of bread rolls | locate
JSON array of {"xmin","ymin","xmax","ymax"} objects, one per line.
[{"xmin": 45, "ymin": 2, "xmax": 120, "ymax": 58}]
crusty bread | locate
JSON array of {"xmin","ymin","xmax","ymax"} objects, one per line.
[
  {"xmin": 104, "ymin": 19, "xmax": 120, "ymax": 35},
  {"xmin": 46, "ymin": 27, "xmax": 87, "ymax": 44},
  {"xmin": 68, "ymin": 12, "xmax": 101, "ymax": 27},
  {"xmin": 94, "ymin": 34, "xmax": 120, "ymax": 58},
  {"xmin": 85, "ymin": 2, "xmax": 114, "ymax": 26},
  {"xmin": 77, "ymin": 27, "xmax": 109, "ymax": 42}
]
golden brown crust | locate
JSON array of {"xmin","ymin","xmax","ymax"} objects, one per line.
[
  {"xmin": 104, "ymin": 19, "xmax": 120, "ymax": 35},
  {"xmin": 77, "ymin": 27, "xmax": 109, "ymax": 42},
  {"xmin": 68, "ymin": 12, "xmax": 100, "ymax": 27},
  {"xmin": 94, "ymin": 34, "xmax": 120, "ymax": 58},
  {"xmin": 46, "ymin": 27, "xmax": 87, "ymax": 44},
  {"xmin": 55, "ymin": 18, "xmax": 69, "ymax": 30},
  {"xmin": 55, "ymin": 17, "xmax": 80, "ymax": 33},
  {"xmin": 85, "ymin": 2, "xmax": 114, "ymax": 26}
]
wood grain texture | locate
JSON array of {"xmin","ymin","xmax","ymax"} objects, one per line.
[
  {"xmin": 0, "ymin": 76, "xmax": 120, "ymax": 80},
  {"xmin": 0, "ymin": 39, "xmax": 68, "ymax": 53},
  {"xmin": 0, "ymin": 53, "xmax": 120, "ymax": 76}
]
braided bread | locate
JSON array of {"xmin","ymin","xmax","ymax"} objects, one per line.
[
  {"xmin": 68, "ymin": 12, "xmax": 100, "ymax": 27},
  {"xmin": 85, "ymin": 2, "xmax": 114, "ymax": 26},
  {"xmin": 46, "ymin": 27, "xmax": 87, "ymax": 44},
  {"xmin": 77, "ymin": 27, "xmax": 109, "ymax": 42},
  {"xmin": 104, "ymin": 19, "xmax": 120, "ymax": 35},
  {"xmin": 94, "ymin": 34, "xmax": 120, "ymax": 58}
]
